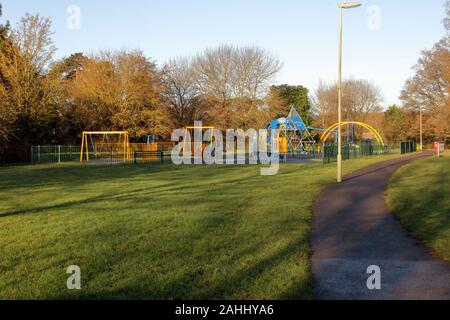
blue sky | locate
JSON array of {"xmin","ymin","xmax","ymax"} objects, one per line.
[{"xmin": 2, "ymin": 0, "xmax": 447, "ymax": 106}]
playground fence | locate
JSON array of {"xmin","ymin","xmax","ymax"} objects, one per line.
[
  {"xmin": 400, "ymin": 141, "xmax": 417, "ymax": 154},
  {"xmin": 31, "ymin": 145, "xmax": 81, "ymax": 164},
  {"xmin": 322, "ymin": 141, "xmax": 389, "ymax": 164},
  {"xmin": 31, "ymin": 144, "xmax": 175, "ymax": 164},
  {"xmin": 32, "ymin": 141, "xmax": 399, "ymax": 165}
]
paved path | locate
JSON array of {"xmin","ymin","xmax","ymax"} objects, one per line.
[{"xmin": 311, "ymin": 152, "xmax": 450, "ymax": 300}]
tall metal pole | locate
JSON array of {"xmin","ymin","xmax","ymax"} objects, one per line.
[
  {"xmin": 336, "ymin": 2, "xmax": 361, "ymax": 181},
  {"xmin": 337, "ymin": 6, "xmax": 343, "ymax": 183}
]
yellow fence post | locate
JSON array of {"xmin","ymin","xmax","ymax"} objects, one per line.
[{"xmin": 80, "ymin": 132, "xmax": 85, "ymax": 162}]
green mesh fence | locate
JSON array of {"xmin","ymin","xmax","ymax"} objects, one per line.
[
  {"xmin": 322, "ymin": 141, "xmax": 389, "ymax": 164},
  {"xmin": 31, "ymin": 145, "xmax": 170, "ymax": 165},
  {"xmin": 31, "ymin": 145, "xmax": 81, "ymax": 164},
  {"xmin": 400, "ymin": 141, "xmax": 417, "ymax": 154}
]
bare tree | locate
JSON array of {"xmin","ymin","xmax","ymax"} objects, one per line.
[
  {"xmin": 192, "ymin": 44, "xmax": 282, "ymax": 128},
  {"xmin": 312, "ymin": 80, "xmax": 338, "ymax": 128},
  {"xmin": 161, "ymin": 57, "xmax": 208, "ymax": 127},
  {"xmin": 235, "ymin": 46, "xmax": 283, "ymax": 100},
  {"xmin": 10, "ymin": 13, "xmax": 56, "ymax": 74},
  {"xmin": 349, "ymin": 79, "xmax": 384, "ymax": 121},
  {"xmin": 313, "ymin": 79, "xmax": 383, "ymax": 129},
  {"xmin": 193, "ymin": 45, "xmax": 282, "ymax": 100}
]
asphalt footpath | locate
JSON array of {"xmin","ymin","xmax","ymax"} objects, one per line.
[{"xmin": 311, "ymin": 152, "xmax": 450, "ymax": 300}]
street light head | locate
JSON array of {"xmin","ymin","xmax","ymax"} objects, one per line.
[{"xmin": 339, "ymin": 2, "xmax": 362, "ymax": 9}]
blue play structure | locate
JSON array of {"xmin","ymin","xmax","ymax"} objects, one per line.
[
  {"xmin": 267, "ymin": 107, "xmax": 309, "ymax": 131},
  {"xmin": 265, "ymin": 107, "xmax": 336, "ymax": 159}
]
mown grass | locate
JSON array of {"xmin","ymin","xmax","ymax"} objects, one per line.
[
  {"xmin": 0, "ymin": 155, "xmax": 402, "ymax": 299},
  {"xmin": 387, "ymin": 152, "xmax": 450, "ymax": 262}
]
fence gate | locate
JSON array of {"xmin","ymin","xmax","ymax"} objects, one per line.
[{"xmin": 400, "ymin": 141, "xmax": 417, "ymax": 154}]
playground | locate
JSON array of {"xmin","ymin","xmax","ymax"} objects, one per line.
[
  {"xmin": 30, "ymin": 107, "xmax": 392, "ymax": 166},
  {"xmin": 3, "ymin": 0, "xmax": 450, "ymax": 304},
  {"xmin": 2, "ymin": 104, "xmax": 448, "ymax": 299}
]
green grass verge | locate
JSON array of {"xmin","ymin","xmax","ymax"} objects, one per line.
[
  {"xmin": 0, "ymin": 154, "xmax": 403, "ymax": 299},
  {"xmin": 387, "ymin": 152, "xmax": 450, "ymax": 262}
]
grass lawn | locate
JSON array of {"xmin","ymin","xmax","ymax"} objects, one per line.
[
  {"xmin": 0, "ymin": 154, "xmax": 403, "ymax": 299},
  {"xmin": 387, "ymin": 152, "xmax": 450, "ymax": 262}
]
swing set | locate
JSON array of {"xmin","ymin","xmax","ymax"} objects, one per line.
[
  {"xmin": 181, "ymin": 126, "xmax": 215, "ymax": 156},
  {"xmin": 80, "ymin": 131, "xmax": 131, "ymax": 162}
]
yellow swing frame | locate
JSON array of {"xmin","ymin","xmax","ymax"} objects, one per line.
[{"xmin": 80, "ymin": 131, "xmax": 131, "ymax": 162}]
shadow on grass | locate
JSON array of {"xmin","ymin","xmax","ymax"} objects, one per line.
[
  {"xmin": 388, "ymin": 159, "xmax": 450, "ymax": 262},
  {"xmin": 0, "ymin": 162, "xmax": 315, "ymax": 299}
]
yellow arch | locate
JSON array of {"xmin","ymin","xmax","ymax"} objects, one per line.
[{"xmin": 320, "ymin": 122, "xmax": 385, "ymax": 146}]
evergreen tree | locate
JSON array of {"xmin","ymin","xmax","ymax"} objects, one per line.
[{"xmin": 268, "ymin": 84, "xmax": 312, "ymax": 125}]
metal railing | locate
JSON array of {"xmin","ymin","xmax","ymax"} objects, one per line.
[
  {"xmin": 133, "ymin": 151, "xmax": 167, "ymax": 164},
  {"xmin": 32, "ymin": 141, "xmax": 399, "ymax": 166},
  {"xmin": 400, "ymin": 141, "xmax": 417, "ymax": 154},
  {"xmin": 31, "ymin": 145, "xmax": 172, "ymax": 165},
  {"xmin": 31, "ymin": 145, "xmax": 81, "ymax": 164},
  {"xmin": 322, "ymin": 141, "xmax": 389, "ymax": 164}
]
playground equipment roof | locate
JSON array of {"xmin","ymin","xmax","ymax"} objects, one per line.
[{"xmin": 267, "ymin": 107, "xmax": 308, "ymax": 131}]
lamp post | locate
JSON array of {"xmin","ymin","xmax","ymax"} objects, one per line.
[
  {"xmin": 337, "ymin": 2, "xmax": 362, "ymax": 183},
  {"xmin": 419, "ymin": 106, "xmax": 423, "ymax": 151}
]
